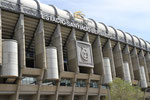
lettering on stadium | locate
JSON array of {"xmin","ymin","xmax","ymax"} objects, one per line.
[{"xmin": 0, "ymin": 0, "xmax": 115, "ymax": 39}]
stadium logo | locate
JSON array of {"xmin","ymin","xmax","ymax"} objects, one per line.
[{"xmin": 80, "ymin": 47, "xmax": 88, "ymax": 61}]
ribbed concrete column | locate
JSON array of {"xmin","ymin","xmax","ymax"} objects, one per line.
[
  {"xmin": 48, "ymin": 24, "xmax": 63, "ymax": 100},
  {"xmin": 35, "ymin": 20, "xmax": 46, "ymax": 69},
  {"xmin": 103, "ymin": 39, "xmax": 116, "ymax": 78},
  {"xmin": 33, "ymin": 19, "xmax": 46, "ymax": 100},
  {"xmin": 92, "ymin": 36, "xmax": 105, "ymax": 99},
  {"xmin": 130, "ymin": 47, "xmax": 140, "ymax": 80},
  {"xmin": 139, "ymin": 50, "xmax": 149, "ymax": 84},
  {"xmin": 93, "ymin": 36, "xmax": 104, "ymax": 76},
  {"xmin": 122, "ymin": 45, "xmax": 134, "ymax": 80},
  {"xmin": 11, "ymin": 14, "xmax": 25, "ymax": 100},
  {"xmin": 67, "ymin": 28, "xmax": 79, "ymax": 72},
  {"xmin": 51, "ymin": 24, "xmax": 64, "ymax": 72},
  {"xmin": 93, "ymin": 36, "xmax": 104, "ymax": 100},
  {"xmin": 67, "ymin": 29, "xmax": 78, "ymax": 100},
  {"xmin": 145, "ymin": 52, "xmax": 150, "ymax": 79},
  {"xmin": 113, "ymin": 42, "xmax": 124, "ymax": 79},
  {"xmin": 14, "ymin": 14, "xmax": 26, "ymax": 68},
  {"xmin": 0, "ymin": 9, "xmax": 2, "ymax": 66}
]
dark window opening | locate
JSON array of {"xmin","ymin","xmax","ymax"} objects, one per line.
[
  {"xmin": 60, "ymin": 78, "xmax": 72, "ymax": 86},
  {"xmin": 64, "ymin": 60, "xmax": 68, "ymax": 71},
  {"xmin": 42, "ymin": 80, "xmax": 57, "ymax": 86},
  {"xmin": 79, "ymin": 67, "xmax": 91, "ymax": 74},
  {"xmin": 90, "ymin": 80, "xmax": 98, "ymax": 88},
  {"xmin": 76, "ymin": 79, "xmax": 86, "ymax": 87},
  {"xmin": 26, "ymin": 52, "xmax": 35, "ymax": 68}
]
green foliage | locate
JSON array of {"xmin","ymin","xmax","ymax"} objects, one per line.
[{"xmin": 106, "ymin": 78, "xmax": 144, "ymax": 100}]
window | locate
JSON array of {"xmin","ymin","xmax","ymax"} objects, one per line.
[
  {"xmin": 21, "ymin": 77, "xmax": 36, "ymax": 85},
  {"xmin": 42, "ymin": 80, "xmax": 56, "ymax": 86},
  {"xmin": 76, "ymin": 80, "xmax": 86, "ymax": 87},
  {"xmin": 60, "ymin": 79, "xmax": 71, "ymax": 86},
  {"xmin": 90, "ymin": 81, "xmax": 98, "ymax": 88}
]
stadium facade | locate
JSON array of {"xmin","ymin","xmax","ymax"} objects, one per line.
[{"xmin": 0, "ymin": 0, "xmax": 150, "ymax": 100}]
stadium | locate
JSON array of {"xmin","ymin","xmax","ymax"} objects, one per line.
[{"xmin": 0, "ymin": 0, "xmax": 150, "ymax": 100}]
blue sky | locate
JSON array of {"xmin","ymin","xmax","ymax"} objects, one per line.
[{"xmin": 39, "ymin": 0, "xmax": 150, "ymax": 41}]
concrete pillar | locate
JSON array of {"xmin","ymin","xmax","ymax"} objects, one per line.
[
  {"xmin": 130, "ymin": 47, "xmax": 141, "ymax": 80},
  {"xmin": 48, "ymin": 24, "xmax": 63, "ymax": 100},
  {"xmin": 122, "ymin": 45, "xmax": 134, "ymax": 80},
  {"xmin": 14, "ymin": 14, "xmax": 26, "ymax": 68},
  {"xmin": 92, "ymin": 36, "xmax": 104, "ymax": 76},
  {"xmin": 92, "ymin": 37, "xmax": 105, "ymax": 100},
  {"xmin": 84, "ymin": 74, "xmax": 91, "ymax": 100},
  {"xmin": 68, "ymin": 74, "xmax": 77, "ymax": 100},
  {"xmin": 66, "ymin": 29, "xmax": 78, "ymax": 100},
  {"xmin": 0, "ymin": 9, "xmax": 2, "ymax": 66},
  {"xmin": 96, "ymin": 80, "xmax": 103, "ymax": 100},
  {"xmin": 113, "ymin": 42, "xmax": 124, "ymax": 79},
  {"xmin": 48, "ymin": 80, "xmax": 60, "ymax": 100},
  {"xmin": 34, "ymin": 19, "xmax": 47, "ymax": 100},
  {"xmin": 145, "ymin": 52, "xmax": 150, "ymax": 80},
  {"xmin": 103, "ymin": 39, "xmax": 116, "ymax": 78},
  {"xmin": 67, "ymin": 28, "xmax": 79, "ymax": 72},
  {"xmin": 11, "ymin": 14, "xmax": 25, "ymax": 100},
  {"xmin": 35, "ymin": 20, "xmax": 46, "ymax": 69},
  {"xmin": 139, "ymin": 50, "xmax": 149, "ymax": 84},
  {"xmin": 51, "ymin": 24, "xmax": 64, "ymax": 72},
  {"xmin": 82, "ymin": 32, "xmax": 90, "ymax": 42}
]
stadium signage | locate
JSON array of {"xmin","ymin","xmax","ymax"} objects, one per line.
[{"xmin": 0, "ymin": 0, "xmax": 115, "ymax": 39}]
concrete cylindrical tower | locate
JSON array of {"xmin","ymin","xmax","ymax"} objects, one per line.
[
  {"xmin": 1, "ymin": 39, "xmax": 18, "ymax": 77},
  {"xmin": 45, "ymin": 46, "xmax": 59, "ymax": 80},
  {"xmin": 103, "ymin": 57, "xmax": 112, "ymax": 84},
  {"xmin": 123, "ymin": 62, "xmax": 131, "ymax": 83},
  {"xmin": 140, "ymin": 66, "xmax": 147, "ymax": 88}
]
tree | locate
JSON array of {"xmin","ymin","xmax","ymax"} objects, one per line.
[{"xmin": 106, "ymin": 78, "xmax": 144, "ymax": 100}]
